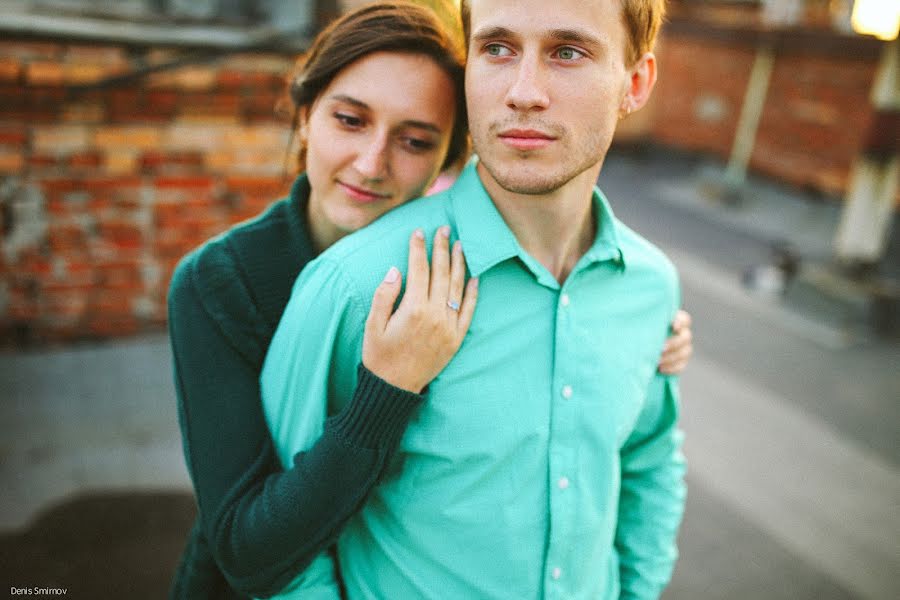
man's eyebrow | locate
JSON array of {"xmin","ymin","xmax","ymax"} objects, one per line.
[
  {"xmin": 328, "ymin": 94, "xmax": 442, "ymax": 134},
  {"xmin": 548, "ymin": 28, "xmax": 606, "ymax": 48},
  {"xmin": 471, "ymin": 26, "xmax": 606, "ymax": 50},
  {"xmin": 470, "ymin": 26, "xmax": 516, "ymax": 45}
]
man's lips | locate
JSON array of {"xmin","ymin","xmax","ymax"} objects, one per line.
[
  {"xmin": 498, "ymin": 129, "xmax": 556, "ymax": 151},
  {"xmin": 338, "ymin": 181, "xmax": 391, "ymax": 203}
]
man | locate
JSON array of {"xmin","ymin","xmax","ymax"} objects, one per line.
[{"xmin": 261, "ymin": 0, "xmax": 685, "ymax": 598}]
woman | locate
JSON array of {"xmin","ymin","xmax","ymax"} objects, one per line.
[{"xmin": 168, "ymin": 2, "xmax": 694, "ymax": 598}]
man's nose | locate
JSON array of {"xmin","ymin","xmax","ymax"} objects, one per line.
[
  {"xmin": 504, "ymin": 57, "xmax": 550, "ymax": 111},
  {"xmin": 353, "ymin": 133, "xmax": 389, "ymax": 180}
]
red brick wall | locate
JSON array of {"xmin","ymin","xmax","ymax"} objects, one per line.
[
  {"xmin": 649, "ymin": 36, "xmax": 757, "ymax": 158},
  {"xmin": 752, "ymin": 54, "xmax": 878, "ymax": 195},
  {"xmin": 643, "ymin": 28, "xmax": 882, "ymax": 198},
  {"xmin": 0, "ymin": 41, "xmax": 295, "ymax": 344},
  {"xmin": 0, "ymin": 28, "xmax": 893, "ymax": 343}
]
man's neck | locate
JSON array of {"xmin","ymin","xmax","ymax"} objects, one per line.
[{"xmin": 477, "ymin": 162, "xmax": 601, "ymax": 283}]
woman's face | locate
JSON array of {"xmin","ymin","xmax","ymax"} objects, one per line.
[{"xmin": 303, "ymin": 51, "xmax": 457, "ymax": 243}]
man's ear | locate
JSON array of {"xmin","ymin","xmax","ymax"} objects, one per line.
[{"xmin": 620, "ymin": 52, "xmax": 657, "ymax": 117}]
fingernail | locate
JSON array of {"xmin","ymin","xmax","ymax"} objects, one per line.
[
  {"xmin": 453, "ymin": 240, "xmax": 462, "ymax": 252},
  {"xmin": 469, "ymin": 277, "xmax": 479, "ymax": 290},
  {"xmin": 414, "ymin": 229, "xmax": 425, "ymax": 240},
  {"xmin": 384, "ymin": 266, "xmax": 399, "ymax": 283},
  {"xmin": 439, "ymin": 225, "xmax": 450, "ymax": 238}
]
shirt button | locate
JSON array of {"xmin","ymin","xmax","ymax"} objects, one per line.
[
  {"xmin": 560, "ymin": 293, "xmax": 570, "ymax": 307},
  {"xmin": 561, "ymin": 385, "xmax": 573, "ymax": 399},
  {"xmin": 551, "ymin": 567, "xmax": 562, "ymax": 580},
  {"xmin": 558, "ymin": 476, "xmax": 570, "ymax": 490}
]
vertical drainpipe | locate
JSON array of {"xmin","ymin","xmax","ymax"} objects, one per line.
[
  {"xmin": 723, "ymin": 39, "xmax": 776, "ymax": 196},
  {"xmin": 833, "ymin": 40, "xmax": 899, "ymax": 266}
]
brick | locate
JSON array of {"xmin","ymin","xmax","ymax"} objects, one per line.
[
  {"xmin": 224, "ymin": 54, "xmax": 292, "ymax": 74},
  {"xmin": 47, "ymin": 223, "xmax": 89, "ymax": 252},
  {"xmin": 69, "ymin": 151, "xmax": 104, "ymax": 169},
  {"xmin": 43, "ymin": 291, "xmax": 89, "ymax": 319},
  {"xmin": 61, "ymin": 63, "xmax": 109, "ymax": 85},
  {"xmin": 140, "ymin": 90, "xmax": 179, "ymax": 120},
  {"xmin": 25, "ymin": 61, "xmax": 65, "ymax": 86},
  {"xmin": 33, "ymin": 126, "xmax": 91, "ymax": 153},
  {"xmin": 96, "ymin": 260, "xmax": 144, "ymax": 289},
  {"xmin": 225, "ymin": 175, "xmax": 290, "ymax": 197},
  {"xmin": 222, "ymin": 125, "xmax": 288, "ymax": 150},
  {"xmin": 0, "ymin": 42, "xmax": 62, "ymax": 61},
  {"xmin": 96, "ymin": 219, "xmax": 144, "ymax": 249},
  {"xmin": 104, "ymin": 151, "xmax": 139, "ymax": 175},
  {"xmin": 85, "ymin": 314, "xmax": 139, "ymax": 337},
  {"xmin": 140, "ymin": 150, "xmax": 204, "ymax": 173},
  {"xmin": 0, "ymin": 126, "xmax": 27, "ymax": 145},
  {"xmin": 0, "ymin": 58, "xmax": 20, "ymax": 82},
  {"xmin": 94, "ymin": 127, "xmax": 162, "ymax": 150},
  {"xmin": 28, "ymin": 154, "xmax": 58, "ymax": 169},
  {"xmin": 64, "ymin": 45, "xmax": 129, "ymax": 66},
  {"xmin": 0, "ymin": 147, "xmax": 24, "ymax": 173},
  {"xmin": 61, "ymin": 102, "xmax": 106, "ymax": 123},
  {"xmin": 172, "ymin": 66, "xmax": 218, "ymax": 91},
  {"xmin": 163, "ymin": 124, "xmax": 225, "ymax": 151},
  {"xmin": 155, "ymin": 175, "xmax": 215, "ymax": 190}
]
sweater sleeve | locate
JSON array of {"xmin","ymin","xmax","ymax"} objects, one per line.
[{"xmin": 168, "ymin": 256, "xmax": 424, "ymax": 598}]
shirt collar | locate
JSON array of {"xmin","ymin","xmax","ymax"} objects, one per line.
[{"xmin": 449, "ymin": 158, "xmax": 626, "ymax": 279}]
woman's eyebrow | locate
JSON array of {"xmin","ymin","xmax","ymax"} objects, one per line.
[{"xmin": 329, "ymin": 94, "xmax": 369, "ymax": 110}]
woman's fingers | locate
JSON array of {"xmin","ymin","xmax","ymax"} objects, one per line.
[
  {"xmin": 366, "ymin": 266, "xmax": 402, "ymax": 334},
  {"xmin": 672, "ymin": 308, "xmax": 692, "ymax": 331},
  {"xmin": 403, "ymin": 229, "xmax": 429, "ymax": 305},
  {"xmin": 447, "ymin": 240, "xmax": 466, "ymax": 316},
  {"xmin": 658, "ymin": 315, "xmax": 693, "ymax": 375},
  {"xmin": 456, "ymin": 277, "xmax": 479, "ymax": 334},
  {"xmin": 429, "ymin": 226, "xmax": 452, "ymax": 303}
]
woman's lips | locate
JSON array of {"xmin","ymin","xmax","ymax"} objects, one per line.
[
  {"xmin": 338, "ymin": 181, "xmax": 391, "ymax": 203},
  {"xmin": 498, "ymin": 128, "xmax": 556, "ymax": 151}
]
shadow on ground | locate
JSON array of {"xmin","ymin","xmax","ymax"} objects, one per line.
[{"xmin": 0, "ymin": 491, "xmax": 195, "ymax": 598}]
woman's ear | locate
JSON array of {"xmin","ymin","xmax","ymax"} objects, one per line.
[{"xmin": 297, "ymin": 106, "xmax": 310, "ymax": 145}]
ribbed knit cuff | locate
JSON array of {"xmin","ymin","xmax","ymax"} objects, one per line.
[{"xmin": 327, "ymin": 363, "xmax": 425, "ymax": 450}]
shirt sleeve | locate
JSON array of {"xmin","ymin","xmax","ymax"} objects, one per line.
[
  {"xmin": 614, "ymin": 373, "xmax": 687, "ymax": 600},
  {"xmin": 169, "ymin": 256, "xmax": 423, "ymax": 598}
]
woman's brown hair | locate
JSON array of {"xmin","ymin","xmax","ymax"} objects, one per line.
[{"xmin": 286, "ymin": 1, "xmax": 468, "ymax": 173}]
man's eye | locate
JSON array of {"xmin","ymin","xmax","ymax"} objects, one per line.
[
  {"xmin": 485, "ymin": 43, "xmax": 512, "ymax": 57},
  {"xmin": 334, "ymin": 112, "xmax": 363, "ymax": 127},
  {"xmin": 554, "ymin": 47, "xmax": 585, "ymax": 61}
]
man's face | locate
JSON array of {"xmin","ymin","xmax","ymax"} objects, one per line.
[{"xmin": 465, "ymin": 0, "xmax": 631, "ymax": 195}]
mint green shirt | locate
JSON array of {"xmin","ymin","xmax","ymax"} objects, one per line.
[{"xmin": 260, "ymin": 160, "xmax": 686, "ymax": 600}]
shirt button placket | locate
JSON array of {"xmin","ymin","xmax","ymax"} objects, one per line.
[{"xmin": 549, "ymin": 288, "xmax": 575, "ymax": 597}]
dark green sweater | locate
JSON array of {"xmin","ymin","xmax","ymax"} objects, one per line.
[{"xmin": 168, "ymin": 175, "xmax": 424, "ymax": 598}]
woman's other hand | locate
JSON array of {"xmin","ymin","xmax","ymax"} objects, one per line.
[
  {"xmin": 363, "ymin": 226, "xmax": 478, "ymax": 393},
  {"xmin": 658, "ymin": 309, "xmax": 693, "ymax": 375}
]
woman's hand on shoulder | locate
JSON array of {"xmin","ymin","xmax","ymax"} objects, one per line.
[
  {"xmin": 363, "ymin": 226, "xmax": 478, "ymax": 393},
  {"xmin": 658, "ymin": 309, "xmax": 693, "ymax": 375}
]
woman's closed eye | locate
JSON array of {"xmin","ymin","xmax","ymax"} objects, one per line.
[
  {"xmin": 334, "ymin": 112, "xmax": 365, "ymax": 128},
  {"xmin": 400, "ymin": 135, "xmax": 437, "ymax": 153}
]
